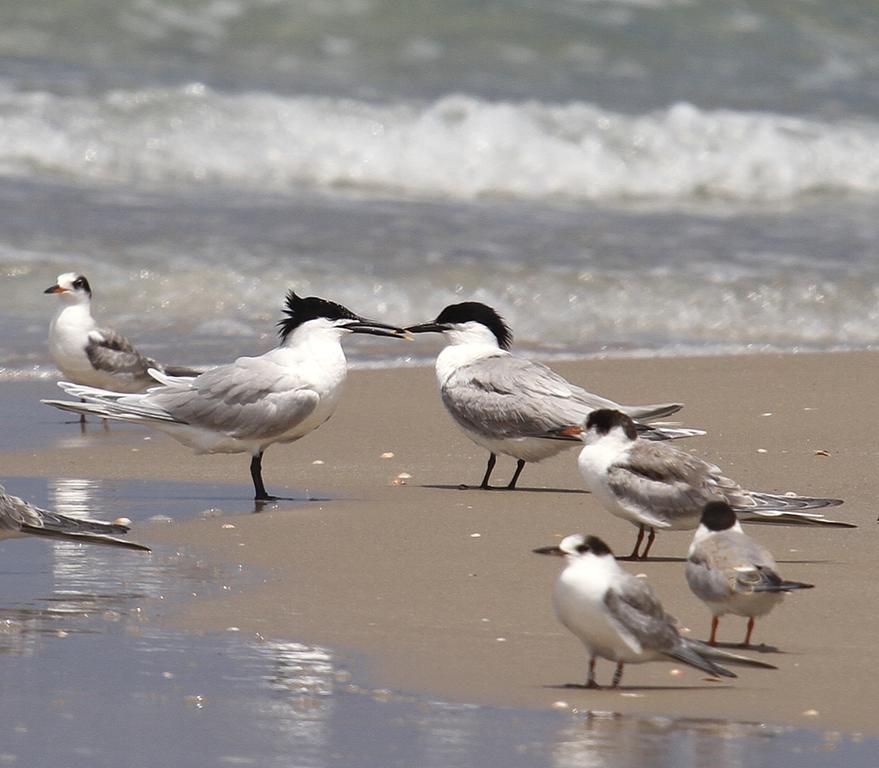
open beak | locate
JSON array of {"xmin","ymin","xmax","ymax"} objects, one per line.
[
  {"xmin": 44, "ymin": 284, "xmax": 65, "ymax": 294},
  {"xmin": 537, "ymin": 425, "xmax": 584, "ymax": 442},
  {"xmin": 532, "ymin": 545, "xmax": 565, "ymax": 556},
  {"xmin": 344, "ymin": 318, "xmax": 412, "ymax": 339},
  {"xmin": 404, "ymin": 321, "xmax": 449, "ymax": 334}
]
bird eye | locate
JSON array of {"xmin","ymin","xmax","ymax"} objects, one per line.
[{"xmin": 73, "ymin": 278, "xmax": 85, "ymax": 289}]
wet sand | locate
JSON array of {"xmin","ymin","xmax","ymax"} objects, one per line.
[{"xmin": 5, "ymin": 352, "xmax": 877, "ymax": 734}]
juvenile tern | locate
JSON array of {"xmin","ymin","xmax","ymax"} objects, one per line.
[
  {"xmin": 0, "ymin": 483, "xmax": 150, "ymax": 551},
  {"xmin": 45, "ymin": 272, "xmax": 201, "ymax": 394},
  {"xmin": 533, "ymin": 533, "xmax": 775, "ymax": 687},
  {"xmin": 687, "ymin": 501, "xmax": 814, "ymax": 647},
  {"xmin": 406, "ymin": 302, "xmax": 703, "ymax": 490},
  {"xmin": 43, "ymin": 291, "xmax": 410, "ymax": 501},
  {"xmin": 553, "ymin": 409, "xmax": 850, "ymax": 560}
]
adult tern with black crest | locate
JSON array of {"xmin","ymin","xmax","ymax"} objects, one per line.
[
  {"xmin": 406, "ymin": 302, "xmax": 703, "ymax": 490},
  {"xmin": 43, "ymin": 291, "xmax": 410, "ymax": 501}
]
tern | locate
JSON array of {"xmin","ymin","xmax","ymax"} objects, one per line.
[
  {"xmin": 552, "ymin": 409, "xmax": 850, "ymax": 560},
  {"xmin": 43, "ymin": 290, "xmax": 410, "ymax": 501},
  {"xmin": 687, "ymin": 501, "xmax": 814, "ymax": 647},
  {"xmin": 406, "ymin": 302, "xmax": 703, "ymax": 490},
  {"xmin": 0, "ymin": 483, "xmax": 150, "ymax": 551},
  {"xmin": 533, "ymin": 533, "xmax": 775, "ymax": 688},
  {"xmin": 45, "ymin": 272, "xmax": 201, "ymax": 394}
]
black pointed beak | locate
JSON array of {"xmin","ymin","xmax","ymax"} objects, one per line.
[
  {"xmin": 532, "ymin": 545, "xmax": 565, "ymax": 556},
  {"xmin": 404, "ymin": 322, "xmax": 449, "ymax": 334},
  {"xmin": 343, "ymin": 318, "xmax": 412, "ymax": 339},
  {"xmin": 44, "ymin": 284, "xmax": 64, "ymax": 294}
]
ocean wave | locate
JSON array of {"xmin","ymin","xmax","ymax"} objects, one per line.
[{"xmin": 3, "ymin": 88, "xmax": 879, "ymax": 203}]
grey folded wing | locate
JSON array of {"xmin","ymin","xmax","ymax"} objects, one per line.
[
  {"xmin": 150, "ymin": 356, "xmax": 321, "ymax": 441},
  {"xmin": 0, "ymin": 491, "xmax": 129, "ymax": 537},
  {"xmin": 440, "ymin": 354, "xmax": 603, "ymax": 438},
  {"xmin": 0, "ymin": 491, "xmax": 44, "ymax": 534},
  {"xmin": 603, "ymin": 576, "xmax": 682, "ymax": 655},
  {"xmin": 605, "ymin": 444, "xmax": 727, "ymax": 528},
  {"xmin": 687, "ymin": 532, "xmax": 779, "ymax": 600},
  {"xmin": 86, "ymin": 326, "xmax": 156, "ymax": 376}
]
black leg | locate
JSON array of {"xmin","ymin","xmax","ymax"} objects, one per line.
[
  {"xmin": 479, "ymin": 453, "xmax": 497, "ymax": 489},
  {"xmin": 611, "ymin": 661, "xmax": 624, "ymax": 688},
  {"xmin": 641, "ymin": 527, "xmax": 657, "ymax": 559},
  {"xmin": 506, "ymin": 459, "xmax": 526, "ymax": 490},
  {"xmin": 250, "ymin": 451, "xmax": 278, "ymax": 501}
]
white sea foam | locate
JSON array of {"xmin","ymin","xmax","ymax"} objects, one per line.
[{"xmin": 3, "ymin": 88, "xmax": 879, "ymax": 203}]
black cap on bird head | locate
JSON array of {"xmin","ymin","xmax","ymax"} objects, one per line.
[
  {"xmin": 277, "ymin": 290, "xmax": 358, "ymax": 341},
  {"xmin": 700, "ymin": 501, "xmax": 738, "ymax": 532},
  {"xmin": 585, "ymin": 409, "xmax": 638, "ymax": 440},
  {"xmin": 434, "ymin": 302, "xmax": 513, "ymax": 350}
]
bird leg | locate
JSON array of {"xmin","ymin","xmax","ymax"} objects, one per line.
[
  {"xmin": 611, "ymin": 661, "xmax": 625, "ymax": 688},
  {"xmin": 709, "ymin": 616, "xmax": 720, "ymax": 646},
  {"xmin": 506, "ymin": 459, "xmax": 526, "ymax": 490},
  {"xmin": 742, "ymin": 617, "xmax": 755, "ymax": 647},
  {"xmin": 250, "ymin": 452, "xmax": 278, "ymax": 501},
  {"xmin": 640, "ymin": 527, "xmax": 657, "ymax": 559},
  {"xmin": 479, "ymin": 453, "xmax": 497, "ymax": 489},
  {"xmin": 627, "ymin": 526, "xmax": 646, "ymax": 559},
  {"xmin": 584, "ymin": 656, "xmax": 600, "ymax": 689}
]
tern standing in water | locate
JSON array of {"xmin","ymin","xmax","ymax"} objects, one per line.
[
  {"xmin": 45, "ymin": 272, "xmax": 200, "ymax": 393},
  {"xmin": 43, "ymin": 291, "xmax": 410, "ymax": 501}
]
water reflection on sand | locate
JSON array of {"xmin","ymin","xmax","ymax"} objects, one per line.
[{"xmin": 0, "ymin": 476, "xmax": 872, "ymax": 768}]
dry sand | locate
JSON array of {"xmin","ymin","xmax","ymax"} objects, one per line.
[{"xmin": 6, "ymin": 352, "xmax": 877, "ymax": 733}]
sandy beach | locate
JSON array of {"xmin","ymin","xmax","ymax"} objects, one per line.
[{"xmin": 5, "ymin": 351, "xmax": 877, "ymax": 735}]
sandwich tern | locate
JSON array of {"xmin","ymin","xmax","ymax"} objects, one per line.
[
  {"xmin": 43, "ymin": 290, "xmax": 410, "ymax": 501},
  {"xmin": 687, "ymin": 501, "xmax": 814, "ymax": 647},
  {"xmin": 0, "ymin": 483, "xmax": 150, "ymax": 551},
  {"xmin": 406, "ymin": 302, "xmax": 702, "ymax": 490},
  {"xmin": 533, "ymin": 533, "xmax": 775, "ymax": 687},
  {"xmin": 552, "ymin": 409, "xmax": 850, "ymax": 560}
]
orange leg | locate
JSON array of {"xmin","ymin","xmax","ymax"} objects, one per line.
[
  {"xmin": 709, "ymin": 616, "xmax": 719, "ymax": 646},
  {"xmin": 628, "ymin": 526, "xmax": 645, "ymax": 559},
  {"xmin": 742, "ymin": 617, "xmax": 755, "ymax": 647},
  {"xmin": 585, "ymin": 656, "xmax": 600, "ymax": 688}
]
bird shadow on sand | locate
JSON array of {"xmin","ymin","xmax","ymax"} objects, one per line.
[
  {"xmin": 420, "ymin": 484, "xmax": 590, "ymax": 494},
  {"xmin": 543, "ymin": 682, "xmax": 731, "ymax": 693},
  {"xmin": 701, "ymin": 641, "xmax": 784, "ymax": 655}
]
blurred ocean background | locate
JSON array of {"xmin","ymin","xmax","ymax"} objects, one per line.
[{"xmin": 2, "ymin": 0, "xmax": 879, "ymax": 375}]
